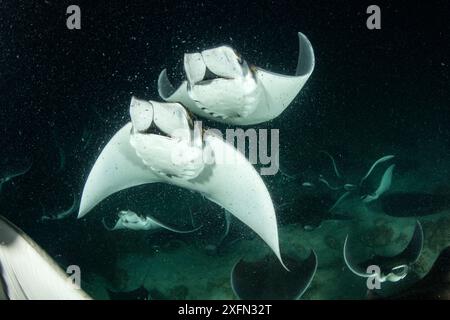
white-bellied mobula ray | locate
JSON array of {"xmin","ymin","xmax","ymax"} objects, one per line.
[
  {"xmin": 78, "ymin": 97, "xmax": 287, "ymax": 269},
  {"xmin": 158, "ymin": 32, "xmax": 315, "ymax": 125}
]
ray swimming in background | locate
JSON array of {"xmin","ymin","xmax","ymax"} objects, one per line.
[
  {"xmin": 383, "ymin": 246, "xmax": 450, "ymax": 300},
  {"xmin": 315, "ymin": 154, "xmax": 396, "ymax": 213},
  {"xmin": 344, "ymin": 221, "xmax": 423, "ymax": 285},
  {"xmin": 102, "ymin": 209, "xmax": 202, "ymax": 233},
  {"xmin": 231, "ymin": 251, "xmax": 317, "ymax": 300}
]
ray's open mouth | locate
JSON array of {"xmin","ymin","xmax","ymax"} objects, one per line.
[
  {"xmin": 194, "ymin": 67, "xmax": 234, "ymax": 86},
  {"xmin": 142, "ymin": 122, "xmax": 171, "ymax": 138}
]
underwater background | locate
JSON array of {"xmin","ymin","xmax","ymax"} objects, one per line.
[{"xmin": 0, "ymin": 0, "xmax": 449, "ymax": 299}]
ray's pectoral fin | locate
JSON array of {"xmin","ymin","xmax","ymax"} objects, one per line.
[
  {"xmin": 344, "ymin": 221, "xmax": 424, "ymax": 282},
  {"xmin": 158, "ymin": 69, "xmax": 190, "ymax": 105},
  {"xmin": 396, "ymin": 220, "xmax": 424, "ymax": 265},
  {"xmin": 78, "ymin": 98, "xmax": 285, "ymax": 269},
  {"xmin": 194, "ymin": 133, "xmax": 285, "ymax": 268},
  {"xmin": 252, "ymin": 32, "xmax": 315, "ymax": 122},
  {"xmin": 231, "ymin": 250, "xmax": 317, "ymax": 300},
  {"xmin": 362, "ymin": 164, "xmax": 396, "ymax": 203},
  {"xmin": 343, "ymin": 235, "xmax": 372, "ymax": 278},
  {"xmin": 78, "ymin": 123, "xmax": 161, "ymax": 218},
  {"xmin": 387, "ymin": 246, "xmax": 450, "ymax": 299}
]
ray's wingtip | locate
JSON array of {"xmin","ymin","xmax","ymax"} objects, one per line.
[
  {"xmin": 158, "ymin": 68, "xmax": 175, "ymax": 99},
  {"xmin": 297, "ymin": 31, "xmax": 307, "ymax": 39},
  {"xmin": 411, "ymin": 219, "xmax": 424, "ymax": 262},
  {"xmin": 158, "ymin": 68, "xmax": 169, "ymax": 84},
  {"xmin": 158, "ymin": 68, "xmax": 168, "ymax": 77},
  {"xmin": 77, "ymin": 203, "xmax": 88, "ymax": 219},
  {"xmin": 279, "ymin": 251, "xmax": 293, "ymax": 272},
  {"xmin": 295, "ymin": 31, "xmax": 315, "ymax": 76},
  {"xmin": 274, "ymin": 247, "xmax": 290, "ymax": 272},
  {"xmin": 281, "ymin": 259, "xmax": 290, "ymax": 272},
  {"xmin": 297, "ymin": 31, "xmax": 313, "ymax": 47}
]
